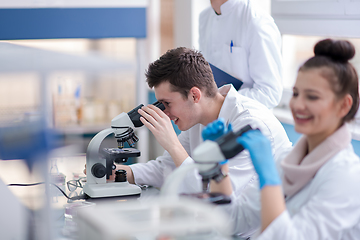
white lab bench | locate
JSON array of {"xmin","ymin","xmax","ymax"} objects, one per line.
[{"xmin": 0, "ymin": 154, "xmax": 248, "ymax": 240}]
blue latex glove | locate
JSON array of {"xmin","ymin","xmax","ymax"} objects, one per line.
[
  {"xmin": 202, "ymin": 118, "xmax": 232, "ymax": 141},
  {"xmin": 236, "ymin": 130, "xmax": 281, "ymax": 189},
  {"xmin": 202, "ymin": 118, "xmax": 232, "ymax": 165}
]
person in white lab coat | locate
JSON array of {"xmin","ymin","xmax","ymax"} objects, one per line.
[
  {"xmin": 204, "ymin": 39, "xmax": 360, "ymax": 239},
  {"xmin": 199, "ymin": 0, "xmax": 283, "ymax": 109},
  {"xmin": 112, "ymin": 47, "xmax": 292, "ymax": 196}
]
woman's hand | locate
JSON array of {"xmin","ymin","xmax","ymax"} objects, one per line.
[{"xmin": 202, "ymin": 118, "xmax": 232, "ymax": 141}]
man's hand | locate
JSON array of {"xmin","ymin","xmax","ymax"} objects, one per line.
[{"xmin": 138, "ymin": 104, "xmax": 188, "ymax": 167}]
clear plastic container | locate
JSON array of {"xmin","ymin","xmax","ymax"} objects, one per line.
[{"xmin": 62, "ymin": 201, "xmax": 95, "ymax": 239}]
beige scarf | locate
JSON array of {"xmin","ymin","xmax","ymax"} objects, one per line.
[{"xmin": 281, "ymin": 124, "xmax": 351, "ymax": 199}]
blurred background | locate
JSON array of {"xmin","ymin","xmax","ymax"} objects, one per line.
[
  {"xmin": 0, "ymin": 0, "xmax": 359, "ymax": 160},
  {"xmin": 0, "ymin": 1, "xmax": 359, "ymax": 239}
]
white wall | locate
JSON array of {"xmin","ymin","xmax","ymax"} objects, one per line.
[{"xmin": 174, "ymin": 0, "xmax": 209, "ymax": 50}]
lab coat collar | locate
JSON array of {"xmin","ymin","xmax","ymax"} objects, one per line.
[
  {"xmin": 218, "ymin": 83, "xmax": 233, "ymax": 96},
  {"xmin": 219, "ymin": 0, "xmax": 239, "ymax": 16},
  {"xmin": 218, "ymin": 84, "xmax": 237, "ymax": 122},
  {"xmin": 198, "ymin": 84, "xmax": 235, "ymax": 130}
]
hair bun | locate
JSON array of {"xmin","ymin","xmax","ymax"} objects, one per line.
[{"xmin": 314, "ymin": 39, "xmax": 355, "ymax": 63}]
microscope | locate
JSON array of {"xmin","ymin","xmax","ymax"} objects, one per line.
[
  {"xmin": 160, "ymin": 124, "xmax": 253, "ymax": 204},
  {"xmin": 83, "ymin": 101, "xmax": 165, "ymax": 199},
  {"xmin": 193, "ymin": 124, "xmax": 253, "ymax": 192}
]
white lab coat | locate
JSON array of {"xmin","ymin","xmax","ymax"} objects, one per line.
[
  {"xmin": 130, "ymin": 85, "xmax": 292, "ymax": 197},
  {"xmin": 222, "ymin": 141, "xmax": 360, "ymax": 239},
  {"xmin": 199, "ymin": 0, "xmax": 283, "ymax": 109}
]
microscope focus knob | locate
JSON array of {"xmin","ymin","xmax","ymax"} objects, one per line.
[
  {"xmin": 115, "ymin": 169, "xmax": 127, "ymax": 182},
  {"xmin": 91, "ymin": 163, "xmax": 106, "ymax": 178}
]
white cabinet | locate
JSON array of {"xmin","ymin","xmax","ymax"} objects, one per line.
[
  {"xmin": 346, "ymin": 0, "xmax": 360, "ymax": 15},
  {"xmin": 0, "ymin": 1, "xmax": 157, "ymax": 163},
  {"xmin": 271, "ymin": 0, "xmax": 360, "ymax": 37}
]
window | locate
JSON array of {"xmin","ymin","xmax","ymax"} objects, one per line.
[
  {"xmin": 282, "ymin": 35, "xmax": 360, "ymax": 90},
  {"xmin": 271, "ymin": 0, "xmax": 360, "ymax": 137},
  {"xmin": 279, "ymin": 35, "xmax": 360, "ymax": 124}
]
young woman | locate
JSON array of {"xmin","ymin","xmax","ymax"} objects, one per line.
[{"xmin": 204, "ymin": 39, "xmax": 360, "ymax": 239}]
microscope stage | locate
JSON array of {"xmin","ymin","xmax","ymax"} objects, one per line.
[{"xmin": 101, "ymin": 148, "xmax": 140, "ymax": 163}]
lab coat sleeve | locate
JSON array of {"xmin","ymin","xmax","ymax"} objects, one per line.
[
  {"xmin": 238, "ymin": 16, "xmax": 283, "ymax": 109},
  {"xmin": 224, "ymin": 113, "xmax": 287, "ymax": 199},
  {"xmin": 178, "ymin": 133, "xmax": 261, "ymax": 195},
  {"xmin": 129, "ymin": 150, "xmax": 175, "ymax": 189},
  {"xmin": 218, "ymin": 178, "xmax": 262, "ymax": 238},
  {"xmin": 129, "ymin": 131, "xmax": 197, "ymax": 191},
  {"xmin": 164, "ymin": 122, "xmax": 261, "ymax": 194},
  {"xmin": 217, "ymin": 144, "xmax": 290, "ymax": 237},
  {"xmin": 254, "ymin": 162, "xmax": 360, "ymax": 240}
]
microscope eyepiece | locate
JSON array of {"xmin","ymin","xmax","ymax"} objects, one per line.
[
  {"xmin": 112, "ymin": 101, "xmax": 165, "ymax": 149},
  {"xmin": 127, "ymin": 101, "xmax": 165, "ymax": 127},
  {"xmin": 152, "ymin": 101, "xmax": 166, "ymax": 111}
]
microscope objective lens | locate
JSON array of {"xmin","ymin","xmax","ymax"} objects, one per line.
[{"xmin": 118, "ymin": 141, "xmax": 124, "ymax": 149}]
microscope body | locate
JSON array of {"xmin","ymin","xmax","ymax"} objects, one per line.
[
  {"xmin": 83, "ymin": 113, "xmax": 141, "ymax": 198},
  {"xmin": 83, "ymin": 101, "xmax": 165, "ymax": 199},
  {"xmin": 160, "ymin": 124, "xmax": 253, "ymax": 201}
]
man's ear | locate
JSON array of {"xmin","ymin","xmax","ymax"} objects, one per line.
[{"xmin": 189, "ymin": 87, "xmax": 201, "ymax": 103}]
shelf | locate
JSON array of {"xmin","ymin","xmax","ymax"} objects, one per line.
[
  {"xmin": 0, "ymin": 42, "xmax": 134, "ymax": 73},
  {"xmin": 0, "ymin": 2, "xmax": 147, "ymax": 40}
]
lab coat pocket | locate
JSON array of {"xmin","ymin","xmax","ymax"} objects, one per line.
[{"xmin": 222, "ymin": 44, "xmax": 250, "ymax": 85}]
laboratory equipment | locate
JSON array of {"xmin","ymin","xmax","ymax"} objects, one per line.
[
  {"xmin": 50, "ymin": 158, "xmax": 66, "ymax": 201},
  {"xmin": 0, "ymin": 121, "xmax": 58, "ymax": 240},
  {"xmin": 0, "ymin": 176, "xmax": 28, "ymax": 240},
  {"xmin": 161, "ymin": 124, "xmax": 253, "ymax": 198},
  {"xmin": 62, "ymin": 201, "xmax": 95, "ymax": 238},
  {"xmin": 76, "ymin": 196, "xmax": 231, "ymax": 240},
  {"xmin": 83, "ymin": 101, "xmax": 165, "ymax": 199}
]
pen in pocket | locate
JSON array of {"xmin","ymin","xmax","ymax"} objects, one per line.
[{"xmin": 230, "ymin": 40, "xmax": 233, "ymax": 53}]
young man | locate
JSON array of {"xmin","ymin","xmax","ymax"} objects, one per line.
[{"xmin": 115, "ymin": 47, "xmax": 291, "ymax": 197}]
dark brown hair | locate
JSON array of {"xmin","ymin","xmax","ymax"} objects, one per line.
[
  {"xmin": 145, "ymin": 47, "xmax": 218, "ymax": 99},
  {"xmin": 299, "ymin": 39, "xmax": 359, "ymax": 122}
]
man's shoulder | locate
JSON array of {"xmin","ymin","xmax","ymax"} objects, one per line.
[
  {"xmin": 230, "ymin": 95, "xmax": 284, "ymax": 130},
  {"xmin": 228, "ymin": 99, "xmax": 278, "ymax": 126},
  {"xmin": 222, "ymin": 88, "xmax": 273, "ymax": 117},
  {"xmin": 233, "ymin": 92, "xmax": 270, "ymax": 112}
]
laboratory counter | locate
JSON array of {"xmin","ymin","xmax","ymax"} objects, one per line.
[{"xmin": 1, "ymin": 155, "xmax": 248, "ymax": 240}]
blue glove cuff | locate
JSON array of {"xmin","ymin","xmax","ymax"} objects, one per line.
[
  {"xmin": 219, "ymin": 160, "xmax": 228, "ymax": 165},
  {"xmin": 259, "ymin": 174, "xmax": 282, "ymax": 189}
]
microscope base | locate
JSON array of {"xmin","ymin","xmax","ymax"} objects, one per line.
[{"xmin": 83, "ymin": 182, "xmax": 141, "ymax": 199}]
